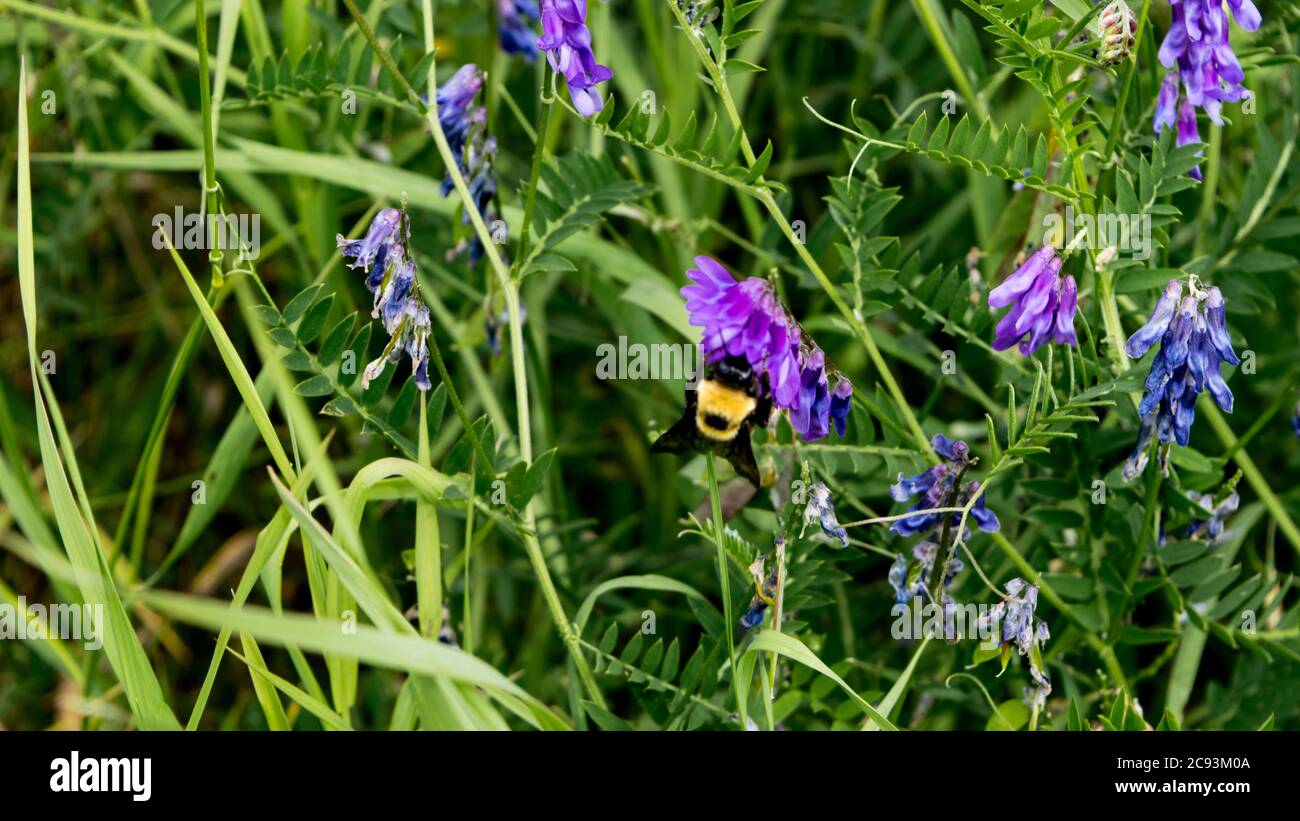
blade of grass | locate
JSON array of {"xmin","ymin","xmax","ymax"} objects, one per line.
[{"xmin": 14, "ymin": 57, "xmax": 179, "ymax": 730}]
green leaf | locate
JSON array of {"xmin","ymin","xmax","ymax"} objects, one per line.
[
  {"xmin": 283, "ymin": 283, "xmax": 324, "ymax": 324},
  {"xmin": 294, "ymin": 375, "xmax": 334, "ymax": 397},
  {"xmin": 296, "ymin": 293, "xmax": 335, "ymax": 344},
  {"xmin": 508, "ymin": 447, "xmax": 557, "ymax": 509},
  {"xmin": 317, "ymin": 312, "xmax": 357, "ymax": 366},
  {"xmin": 744, "ymin": 631, "xmax": 897, "ymax": 729}
]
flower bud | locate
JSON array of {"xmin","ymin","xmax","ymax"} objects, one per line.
[{"xmin": 1097, "ymin": 1, "xmax": 1137, "ymax": 67}]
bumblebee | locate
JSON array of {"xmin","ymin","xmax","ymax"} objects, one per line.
[{"xmin": 651, "ymin": 354, "xmax": 772, "ymax": 486}]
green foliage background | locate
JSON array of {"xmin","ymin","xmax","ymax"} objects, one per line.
[{"xmin": 0, "ymin": 0, "xmax": 1298, "ymax": 730}]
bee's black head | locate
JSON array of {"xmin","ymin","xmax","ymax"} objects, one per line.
[{"xmin": 709, "ymin": 355, "xmax": 756, "ymax": 393}]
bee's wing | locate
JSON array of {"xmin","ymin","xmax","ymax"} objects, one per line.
[
  {"xmin": 719, "ymin": 426, "xmax": 760, "ymax": 487},
  {"xmin": 650, "ymin": 412, "xmax": 699, "ymax": 455}
]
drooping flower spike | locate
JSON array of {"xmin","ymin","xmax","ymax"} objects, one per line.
[
  {"xmin": 988, "ymin": 245, "xmax": 1078, "ymax": 356},
  {"xmin": 978, "ymin": 578, "xmax": 1052, "ymax": 709},
  {"xmin": 336, "ymin": 206, "xmax": 434, "ymax": 391},
  {"xmin": 435, "ymin": 64, "xmax": 485, "ymax": 158},
  {"xmin": 433, "ymin": 66, "xmax": 500, "ymax": 264},
  {"xmin": 890, "ymin": 434, "xmax": 1000, "ymax": 539},
  {"xmin": 1122, "ymin": 278, "xmax": 1238, "ymax": 478},
  {"xmin": 1154, "ymin": 0, "xmax": 1261, "ymax": 180},
  {"xmin": 537, "ymin": 0, "xmax": 613, "ymax": 117},
  {"xmin": 499, "ymin": 0, "xmax": 541, "ymax": 61},
  {"xmin": 681, "ymin": 256, "xmax": 853, "ymax": 442}
]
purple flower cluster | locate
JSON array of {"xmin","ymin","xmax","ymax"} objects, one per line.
[
  {"xmin": 538, "ymin": 0, "xmax": 613, "ymax": 116},
  {"xmin": 681, "ymin": 256, "xmax": 853, "ymax": 441},
  {"xmin": 890, "ymin": 434, "xmax": 1000, "ymax": 538},
  {"xmin": 499, "ymin": 0, "xmax": 540, "ymax": 61},
  {"xmin": 988, "ymin": 245, "xmax": 1078, "ymax": 356},
  {"xmin": 337, "ymin": 207, "xmax": 433, "ymax": 391},
  {"xmin": 434, "ymin": 65, "xmax": 499, "ymax": 264},
  {"xmin": 1123, "ymin": 280, "xmax": 1238, "ymax": 478},
  {"xmin": 1154, "ymin": 0, "xmax": 1261, "ymax": 180}
]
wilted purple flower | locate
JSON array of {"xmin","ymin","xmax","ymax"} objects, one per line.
[
  {"xmin": 681, "ymin": 256, "xmax": 852, "ymax": 441},
  {"xmin": 1155, "ymin": 0, "xmax": 1260, "ymax": 179},
  {"xmin": 537, "ymin": 0, "xmax": 613, "ymax": 116},
  {"xmin": 802, "ymin": 481, "xmax": 848, "ymax": 547},
  {"xmin": 890, "ymin": 434, "xmax": 999, "ymax": 538},
  {"xmin": 499, "ymin": 0, "xmax": 540, "ymax": 61},
  {"xmin": 1124, "ymin": 281, "xmax": 1238, "ymax": 477},
  {"xmin": 980, "ymin": 578, "xmax": 1051, "ymax": 706},
  {"xmin": 336, "ymin": 207, "xmax": 435, "ymax": 391},
  {"xmin": 989, "ymin": 245, "xmax": 1078, "ymax": 355},
  {"xmin": 740, "ymin": 549, "xmax": 778, "ymax": 630},
  {"xmin": 1185, "ymin": 490, "xmax": 1239, "ymax": 545},
  {"xmin": 983, "ymin": 578, "xmax": 1051, "ymax": 656}
]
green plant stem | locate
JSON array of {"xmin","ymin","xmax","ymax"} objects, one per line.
[
  {"xmin": 1195, "ymin": 123, "xmax": 1222, "ymax": 258},
  {"xmin": 515, "ymin": 61, "xmax": 553, "ymax": 262},
  {"xmin": 416, "ymin": 392, "xmax": 443, "ymax": 639},
  {"xmin": 194, "ymin": 0, "xmax": 223, "ymax": 287},
  {"xmin": 910, "ymin": 0, "xmax": 988, "ymax": 121},
  {"xmin": 1095, "ymin": 266, "xmax": 1130, "ymax": 375},
  {"xmin": 706, "ymin": 454, "xmax": 747, "ymax": 729},
  {"xmin": 462, "ymin": 450, "xmax": 477, "ymax": 655},
  {"xmin": 663, "ymin": 1, "xmax": 757, "ymax": 165}
]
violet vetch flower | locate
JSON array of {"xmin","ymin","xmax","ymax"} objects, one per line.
[
  {"xmin": 1293, "ymin": 397, "xmax": 1300, "ymax": 438},
  {"xmin": 339, "ymin": 207, "xmax": 403, "ymax": 274},
  {"xmin": 802, "ymin": 482, "xmax": 848, "ymax": 547},
  {"xmin": 336, "ymin": 207, "xmax": 434, "ymax": 391},
  {"xmin": 537, "ymin": 0, "xmax": 613, "ymax": 117},
  {"xmin": 890, "ymin": 434, "xmax": 1000, "ymax": 538},
  {"xmin": 499, "ymin": 0, "xmax": 540, "ymax": 61},
  {"xmin": 988, "ymin": 245, "xmax": 1078, "ymax": 356},
  {"xmin": 681, "ymin": 256, "xmax": 853, "ymax": 441},
  {"xmin": 1123, "ymin": 280, "xmax": 1238, "ymax": 478},
  {"xmin": 436, "ymin": 64, "xmax": 484, "ymax": 156},
  {"xmin": 1155, "ymin": 0, "xmax": 1261, "ymax": 180}
]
